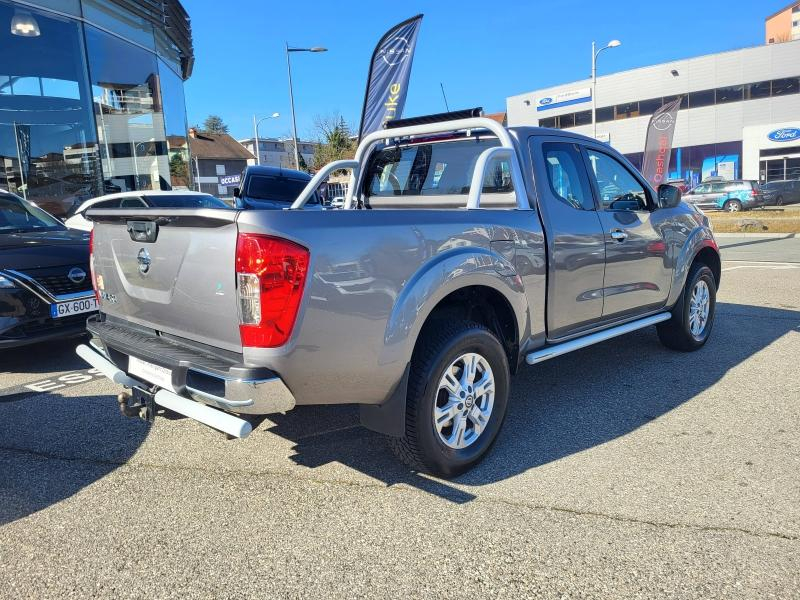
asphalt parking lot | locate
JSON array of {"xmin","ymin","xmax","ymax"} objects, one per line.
[{"xmin": 1, "ymin": 240, "xmax": 799, "ymax": 598}]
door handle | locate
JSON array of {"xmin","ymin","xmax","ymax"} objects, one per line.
[{"xmin": 609, "ymin": 229, "xmax": 628, "ymax": 242}]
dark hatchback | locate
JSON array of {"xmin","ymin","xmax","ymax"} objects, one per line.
[
  {"xmin": 0, "ymin": 190, "xmax": 95, "ymax": 348},
  {"xmin": 233, "ymin": 165, "xmax": 323, "ymax": 210}
]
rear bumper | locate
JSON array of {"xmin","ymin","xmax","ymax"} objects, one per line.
[{"xmin": 86, "ymin": 315, "xmax": 295, "ymax": 415}]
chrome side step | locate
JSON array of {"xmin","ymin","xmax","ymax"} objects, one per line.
[{"xmin": 525, "ymin": 312, "xmax": 671, "ymax": 365}]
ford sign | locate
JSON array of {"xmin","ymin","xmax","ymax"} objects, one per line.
[
  {"xmin": 539, "ymin": 97, "xmax": 553, "ymax": 106},
  {"xmin": 767, "ymin": 127, "xmax": 800, "ymax": 143}
]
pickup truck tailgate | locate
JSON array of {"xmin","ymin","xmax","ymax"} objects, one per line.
[{"xmin": 89, "ymin": 208, "xmax": 242, "ymax": 353}]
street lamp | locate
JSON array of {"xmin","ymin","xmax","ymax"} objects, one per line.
[
  {"xmin": 286, "ymin": 44, "xmax": 327, "ymax": 170},
  {"xmin": 591, "ymin": 39, "xmax": 621, "ymax": 140},
  {"xmin": 253, "ymin": 112, "xmax": 280, "ymax": 165}
]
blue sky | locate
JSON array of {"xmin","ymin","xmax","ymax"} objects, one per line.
[{"xmin": 183, "ymin": 0, "xmax": 787, "ymax": 141}]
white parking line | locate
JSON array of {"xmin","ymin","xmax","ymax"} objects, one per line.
[{"xmin": 722, "ymin": 262, "xmax": 800, "ymax": 272}]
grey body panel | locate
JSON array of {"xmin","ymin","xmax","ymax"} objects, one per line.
[
  {"xmin": 236, "ymin": 208, "xmax": 544, "ymax": 406},
  {"xmin": 87, "ymin": 125, "xmax": 717, "ymax": 416}
]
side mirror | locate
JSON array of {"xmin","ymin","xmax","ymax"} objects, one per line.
[
  {"xmin": 232, "ymin": 187, "xmax": 240, "ymax": 198},
  {"xmin": 657, "ymin": 184, "xmax": 681, "ymax": 209}
]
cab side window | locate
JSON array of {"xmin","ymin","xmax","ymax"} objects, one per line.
[
  {"xmin": 586, "ymin": 149, "xmax": 649, "ymax": 211},
  {"xmin": 542, "ymin": 142, "xmax": 595, "ymax": 211}
]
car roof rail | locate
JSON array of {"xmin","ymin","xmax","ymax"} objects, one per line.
[{"xmin": 383, "ymin": 107, "xmax": 483, "ymax": 130}]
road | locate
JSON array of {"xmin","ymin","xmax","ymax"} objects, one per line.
[
  {"xmin": 1, "ymin": 247, "xmax": 799, "ymax": 598},
  {"xmin": 718, "ymin": 233, "xmax": 800, "ymax": 263}
]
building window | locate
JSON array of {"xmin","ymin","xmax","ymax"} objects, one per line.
[
  {"xmin": 688, "ymin": 89, "xmax": 715, "ymax": 108},
  {"xmin": 746, "ymin": 81, "xmax": 771, "ymax": 99},
  {"xmin": 538, "ymin": 116, "xmax": 556, "ymax": 128},
  {"xmin": 638, "ymin": 98, "xmax": 663, "ymax": 115},
  {"xmin": 771, "ymin": 77, "xmax": 800, "ymax": 96},
  {"xmin": 574, "ymin": 110, "xmax": 592, "ymax": 126},
  {"xmin": 662, "ymin": 94, "xmax": 689, "ymax": 109},
  {"xmin": 0, "ymin": 2, "xmax": 102, "ymax": 216},
  {"xmin": 85, "ymin": 25, "xmax": 170, "ymax": 193},
  {"xmin": 715, "ymin": 85, "xmax": 743, "ymax": 104},
  {"xmin": 595, "ymin": 106, "xmax": 614, "ymax": 123},
  {"xmin": 614, "ymin": 101, "xmax": 639, "ymax": 120},
  {"xmin": 557, "ymin": 113, "xmax": 575, "ymax": 129}
]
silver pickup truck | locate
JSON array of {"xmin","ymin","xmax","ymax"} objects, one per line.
[{"xmin": 78, "ymin": 112, "xmax": 720, "ymax": 478}]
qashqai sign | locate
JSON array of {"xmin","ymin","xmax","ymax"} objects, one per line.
[{"xmin": 767, "ymin": 127, "xmax": 800, "ymax": 143}]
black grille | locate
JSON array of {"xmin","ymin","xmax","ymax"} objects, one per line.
[
  {"xmin": 17, "ymin": 266, "xmax": 92, "ymax": 297},
  {"xmin": 32, "ymin": 273, "xmax": 92, "ymax": 296}
]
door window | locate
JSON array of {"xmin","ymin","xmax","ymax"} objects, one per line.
[
  {"xmin": 586, "ymin": 150, "xmax": 649, "ymax": 211},
  {"xmin": 541, "ymin": 142, "xmax": 595, "ymax": 211},
  {"xmin": 691, "ymin": 184, "xmax": 710, "ymax": 195}
]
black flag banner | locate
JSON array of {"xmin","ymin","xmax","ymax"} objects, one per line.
[
  {"xmin": 640, "ymin": 96, "xmax": 682, "ymax": 189},
  {"xmin": 358, "ymin": 14, "xmax": 423, "ymax": 140}
]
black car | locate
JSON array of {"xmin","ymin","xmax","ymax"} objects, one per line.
[
  {"xmin": 0, "ymin": 189, "xmax": 96, "ymax": 348},
  {"xmin": 233, "ymin": 165, "xmax": 323, "ymax": 210},
  {"xmin": 762, "ymin": 180, "xmax": 800, "ymax": 206}
]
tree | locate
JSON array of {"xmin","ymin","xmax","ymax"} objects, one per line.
[
  {"xmin": 169, "ymin": 153, "xmax": 188, "ymax": 180},
  {"xmin": 311, "ymin": 114, "xmax": 355, "ymax": 171},
  {"xmin": 202, "ymin": 115, "xmax": 229, "ymax": 134}
]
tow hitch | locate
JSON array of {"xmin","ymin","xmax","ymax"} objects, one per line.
[{"xmin": 117, "ymin": 388, "xmax": 156, "ymax": 422}]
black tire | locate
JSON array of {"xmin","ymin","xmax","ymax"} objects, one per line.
[
  {"xmin": 657, "ymin": 262, "xmax": 716, "ymax": 351},
  {"xmin": 723, "ymin": 199, "xmax": 742, "ymax": 212},
  {"xmin": 389, "ymin": 321, "xmax": 510, "ymax": 478}
]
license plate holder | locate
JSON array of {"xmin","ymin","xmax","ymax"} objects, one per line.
[
  {"xmin": 128, "ymin": 355, "xmax": 174, "ymax": 391},
  {"xmin": 50, "ymin": 297, "xmax": 98, "ymax": 319}
]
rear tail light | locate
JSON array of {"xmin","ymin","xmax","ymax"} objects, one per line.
[
  {"xmin": 235, "ymin": 233, "xmax": 309, "ymax": 348},
  {"xmin": 89, "ymin": 229, "xmax": 100, "ymax": 303}
]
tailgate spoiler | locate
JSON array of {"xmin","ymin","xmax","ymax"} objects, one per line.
[{"xmin": 87, "ymin": 208, "xmax": 238, "ymax": 227}]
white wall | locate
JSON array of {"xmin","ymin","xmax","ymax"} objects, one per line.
[{"xmin": 506, "ymin": 40, "xmax": 800, "ymax": 156}]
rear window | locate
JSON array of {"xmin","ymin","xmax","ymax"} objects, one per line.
[
  {"xmin": 363, "ymin": 138, "xmax": 512, "ymax": 199},
  {"xmin": 245, "ymin": 175, "xmax": 317, "ymax": 204},
  {"xmin": 143, "ymin": 194, "xmax": 228, "ymax": 209}
]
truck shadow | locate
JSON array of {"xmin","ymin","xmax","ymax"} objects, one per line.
[
  {"xmin": 0, "ymin": 340, "xmax": 151, "ymax": 526},
  {"xmin": 260, "ymin": 302, "xmax": 799, "ymax": 498}
]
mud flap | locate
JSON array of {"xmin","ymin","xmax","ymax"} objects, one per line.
[{"xmin": 359, "ymin": 363, "xmax": 410, "ymax": 437}]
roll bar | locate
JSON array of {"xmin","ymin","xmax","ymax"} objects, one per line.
[
  {"xmin": 291, "ymin": 117, "xmax": 525, "ymax": 211},
  {"xmin": 291, "ymin": 159, "xmax": 359, "ymax": 210}
]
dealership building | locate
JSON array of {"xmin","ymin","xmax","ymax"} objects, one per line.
[
  {"xmin": 507, "ymin": 40, "xmax": 800, "ymax": 188},
  {"xmin": 0, "ymin": 0, "xmax": 193, "ymax": 216}
]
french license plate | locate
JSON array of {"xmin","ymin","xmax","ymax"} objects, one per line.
[
  {"xmin": 128, "ymin": 356, "xmax": 174, "ymax": 391},
  {"xmin": 50, "ymin": 297, "xmax": 98, "ymax": 318}
]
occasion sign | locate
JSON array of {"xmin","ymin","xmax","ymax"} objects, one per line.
[{"xmin": 767, "ymin": 127, "xmax": 800, "ymax": 143}]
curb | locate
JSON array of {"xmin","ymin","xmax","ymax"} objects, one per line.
[{"xmin": 714, "ymin": 232, "xmax": 797, "ymax": 239}]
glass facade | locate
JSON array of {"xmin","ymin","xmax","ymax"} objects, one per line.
[
  {"xmin": 0, "ymin": 0, "xmax": 191, "ymax": 216},
  {"xmin": 625, "ymin": 141, "xmax": 743, "ymax": 189}
]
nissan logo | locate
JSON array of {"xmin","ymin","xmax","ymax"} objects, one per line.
[
  {"xmin": 137, "ymin": 248, "xmax": 152, "ymax": 275},
  {"xmin": 379, "ymin": 35, "xmax": 412, "ymax": 67},
  {"xmin": 67, "ymin": 267, "xmax": 86, "ymax": 284},
  {"xmin": 652, "ymin": 112, "xmax": 676, "ymax": 131}
]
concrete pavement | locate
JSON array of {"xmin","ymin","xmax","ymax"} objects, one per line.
[{"xmin": 1, "ymin": 258, "xmax": 799, "ymax": 598}]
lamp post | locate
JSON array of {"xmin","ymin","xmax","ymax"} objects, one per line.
[
  {"xmin": 591, "ymin": 39, "xmax": 621, "ymax": 140},
  {"xmin": 286, "ymin": 44, "xmax": 327, "ymax": 170},
  {"xmin": 252, "ymin": 112, "xmax": 280, "ymax": 165}
]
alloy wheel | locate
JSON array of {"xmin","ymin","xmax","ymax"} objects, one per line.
[
  {"xmin": 433, "ymin": 352, "xmax": 495, "ymax": 449},
  {"xmin": 689, "ymin": 279, "xmax": 710, "ymax": 338}
]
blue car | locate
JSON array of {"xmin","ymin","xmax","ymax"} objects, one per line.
[{"xmin": 683, "ymin": 180, "xmax": 766, "ymax": 212}]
